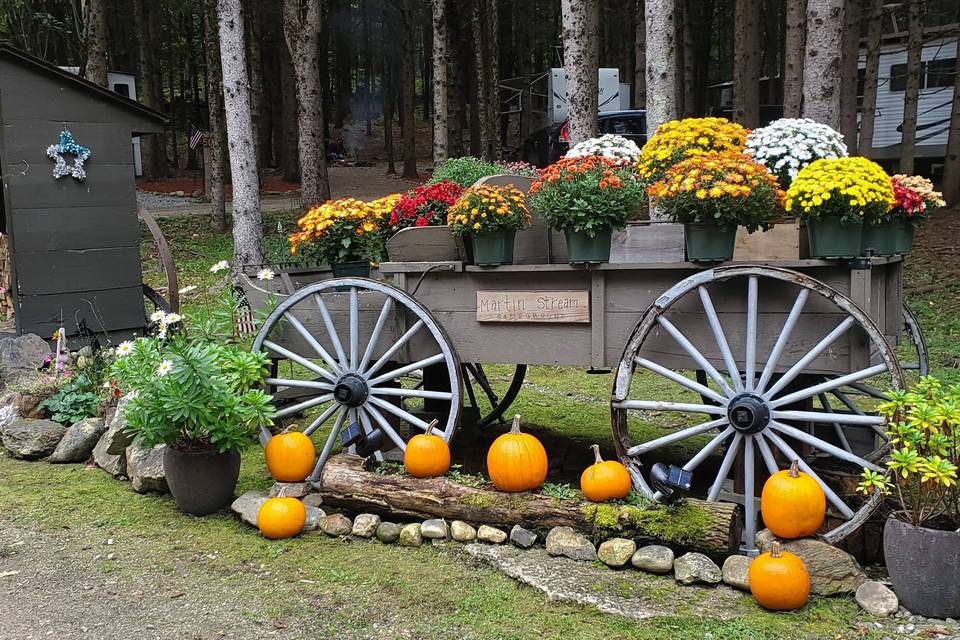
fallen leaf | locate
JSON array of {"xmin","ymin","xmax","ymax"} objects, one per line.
[{"xmin": 0, "ymin": 571, "xmax": 20, "ymax": 578}]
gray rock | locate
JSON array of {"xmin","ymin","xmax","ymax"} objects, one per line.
[
  {"xmin": 545, "ymin": 527, "xmax": 598, "ymax": 562},
  {"xmin": 352, "ymin": 513, "xmax": 381, "ymax": 538},
  {"xmin": 78, "ymin": 346, "xmax": 93, "ymax": 359},
  {"xmin": 231, "ymin": 490, "xmax": 269, "ymax": 527},
  {"xmin": 0, "ymin": 334, "xmax": 50, "ymax": 387},
  {"xmin": 721, "ymin": 555, "xmax": 751, "ymax": 591},
  {"xmin": 376, "ymin": 522, "xmax": 402, "ymax": 543},
  {"xmin": 103, "ymin": 396, "xmax": 136, "ymax": 455},
  {"xmin": 477, "ymin": 525, "xmax": 508, "ymax": 544},
  {"xmin": 399, "ymin": 523, "xmax": 422, "ymax": 547},
  {"xmin": 91, "ymin": 427, "xmax": 126, "ymax": 478},
  {"xmin": 0, "ymin": 418, "xmax": 67, "ymax": 460},
  {"xmin": 125, "ymin": 442, "xmax": 168, "ymax": 493},
  {"xmin": 450, "ymin": 521, "xmax": 477, "ymax": 542},
  {"xmin": 302, "ymin": 506, "xmax": 326, "ymax": 532},
  {"xmin": 301, "ymin": 493, "xmax": 324, "ymax": 508},
  {"xmin": 631, "ymin": 545, "xmax": 675, "ymax": 574},
  {"xmin": 856, "ymin": 581, "xmax": 899, "ymax": 617},
  {"xmin": 673, "ymin": 552, "xmax": 722, "ymax": 585},
  {"xmin": 48, "ymin": 417, "xmax": 105, "ymax": 463},
  {"xmin": 0, "ymin": 402, "xmax": 18, "ymax": 435},
  {"xmin": 510, "ymin": 525, "xmax": 537, "ymax": 549},
  {"xmin": 270, "ymin": 482, "xmax": 311, "ymax": 498},
  {"xmin": 319, "ymin": 513, "xmax": 353, "ymax": 537},
  {"xmin": 421, "ymin": 519, "xmax": 449, "ymax": 540},
  {"xmin": 598, "ymin": 538, "xmax": 637, "ymax": 568},
  {"xmin": 756, "ymin": 529, "xmax": 866, "ymax": 595},
  {"xmin": 0, "ymin": 391, "xmax": 44, "ymax": 421}
]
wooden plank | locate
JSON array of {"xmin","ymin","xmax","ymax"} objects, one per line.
[
  {"xmin": 610, "ymin": 223, "xmax": 685, "ymax": 263},
  {"xmin": 9, "ymin": 206, "xmax": 138, "ymax": 252},
  {"xmin": 5, "ymin": 163, "xmax": 136, "ymax": 209},
  {"xmin": 1, "ymin": 120, "xmax": 137, "ymax": 164},
  {"xmin": 16, "ymin": 286, "xmax": 145, "ymax": 336},
  {"xmin": 475, "ymin": 290, "xmax": 590, "ymax": 323},
  {"xmin": 16, "ymin": 247, "xmax": 142, "ymax": 295},
  {"xmin": 386, "ymin": 226, "xmax": 459, "ymax": 262},
  {"xmin": 734, "ymin": 223, "xmax": 806, "ymax": 261},
  {"xmin": 590, "ymin": 271, "xmax": 605, "ymax": 366}
]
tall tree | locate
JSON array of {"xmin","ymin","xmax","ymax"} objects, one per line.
[
  {"xmin": 733, "ymin": 0, "xmax": 761, "ymax": 127},
  {"xmin": 782, "ymin": 0, "xmax": 806, "ymax": 118},
  {"xmin": 858, "ymin": 0, "xmax": 884, "ymax": 154},
  {"xmin": 134, "ymin": 0, "xmax": 164, "ymax": 179},
  {"xmin": 203, "ymin": 0, "xmax": 228, "ymax": 233},
  {"xmin": 839, "ymin": 0, "xmax": 861, "ymax": 152},
  {"xmin": 942, "ymin": 31, "xmax": 960, "ymax": 206},
  {"xmin": 217, "ymin": 0, "xmax": 264, "ymax": 270},
  {"xmin": 561, "ymin": 0, "xmax": 600, "ymax": 145},
  {"xmin": 801, "ymin": 0, "xmax": 843, "ymax": 129},
  {"xmin": 485, "ymin": 0, "xmax": 500, "ymax": 156},
  {"xmin": 633, "ymin": 0, "xmax": 646, "ymax": 110},
  {"xmin": 470, "ymin": 0, "xmax": 490, "ymax": 159},
  {"xmin": 899, "ymin": 0, "xmax": 924, "ymax": 174},
  {"xmin": 645, "ymin": 0, "xmax": 677, "ymax": 136},
  {"xmin": 432, "ymin": 0, "xmax": 449, "ymax": 165},
  {"xmin": 84, "ymin": 0, "xmax": 108, "ymax": 86},
  {"xmin": 283, "ymin": 0, "xmax": 331, "ymax": 207},
  {"xmin": 246, "ymin": 0, "xmax": 266, "ymax": 165},
  {"xmin": 400, "ymin": 0, "xmax": 419, "ymax": 179},
  {"xmin": 331, "ymin": 0, "xmax": 353, "ymax": 128}
]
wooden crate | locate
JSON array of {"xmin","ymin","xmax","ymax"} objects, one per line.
[
  {"xmin": 609, "ymin": 222, "xmax": 685, "ymax": 263},
  {"xmin": 734, "ymin": 222, "xmax": 809, "ymax": 261}
]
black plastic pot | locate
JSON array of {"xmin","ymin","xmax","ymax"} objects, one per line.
[
  {"xmin": 883, "ymin": 515, "xmax": 960, "ymax": 618},
  {"xmin": 163, "ymin": 446, "xmax": 241, "ymax": 516}
]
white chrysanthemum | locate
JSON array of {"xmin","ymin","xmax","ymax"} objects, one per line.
[
  {"xmin": 745, "ymin": 118, "xmax": 847, "ymax": 184},
  {"xmin": 156, "ymin": 360, "xmax": 173, "ymax": 377},
  {"xmin": 565, "ymin": 134, "xmax": 641, "ymax": 162},
  {"xmin": 209, "ymin": 260, "xmax": 229, "ymax": 273},
  {"xmin": 115, "ymin": 341, "xmax": 134, "ymax": 357},
  {"xmin": 257, "ymin": 268, "xmax": 276, "ymax": 281}
]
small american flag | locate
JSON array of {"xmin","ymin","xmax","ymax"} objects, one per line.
[
  {"xmin": 236, "ymin": 307, "xmax": 258, "ymax": 338},
  {"xmin": 189, "ymin": 123, "xmax": 204, "ymax": 150}
]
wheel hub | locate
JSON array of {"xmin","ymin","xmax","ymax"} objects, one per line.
[
  {"xmin": 726, "ymin": 393, "xmax": 770, "ymax": 434},
  {"xmin": 333, "ymin": 373, "xmax": 369, "ymax": 408}
]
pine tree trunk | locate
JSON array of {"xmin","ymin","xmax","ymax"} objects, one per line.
[
  {"xmin": 400, "ymin": 0, "xmax": 419, "ymax": 179},
  {"xmin": 84, "ymin": 0, "xmax": 108, "ymax": 86},
  {"xmin": 385, "ymin": 56, "xmax": 397, "ymax": 174},
  {"xmin": 332, "ymin": 0, "xmax": 352, "ymax": 129},
  {"xmin": 645, "ymin": 0, "xmax": 676, "ymax": 136},
  {"xmin": 485, "ymin": 0, "xmax": 500, "ymax": 158},
  {"xmin": 246, "ymin": 0, "xmax": 265, "ymax": 167},
  {"xmin": 561, "ymin": 0, "xmax": 600, "ymax": 145},
  {"xmin": 782, "ymin": 0, "xmax": 806, "ymax": 118},
  {"xmin": 280, "ymin": 45, "xmax": 301, "ymax": 183},
  {"xmin": 217, "ymin": 0, "xmax": 264, "ymax": 271},
  {"xmin": 899, "ymin": 0, "xmax": 924, "ymax": 175},
  {"xmin": 801, "ymin": 0, "xmax": 843, "ymax": 129},
  {"xmin": 838, "ymin": 0, "xmax": 861, "ymax": 152},
  {"xmin": 858, "ymin": 0, "xmax": 883, "ymax": 155},
  {"xmin": 942, "ymin": 33, "xmax": 960, "ymax": 207},
  {"xmin": 633, "ymin": 0, "xmax": 646, "ymax": 110},
  {"xmin": 203, "ymin": 0, "xmax": 228, "ymax": 233},
  {"xmin": 283, "ymin": 0, "xmax": 331, "ymax": 208},
  {"xmin": 471, "ymin": 0, "xmax": 490, "ymax": 159},
  {"xmin": 432, "ymin": 0, "xmax": 449, "ymax": 165},
  {"xmin": 135, "ymin": 0, "xmax": 164, "ymax": 179},
  {"xmin": 733, "ymin": 0, "xmax": 761, "ymax": 127}
]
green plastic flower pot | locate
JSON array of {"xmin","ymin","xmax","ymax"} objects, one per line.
[
  {"xmin": 860, "ymin": 220, "xmax": 899, "ymax": 256},
  {"xmin": 806, "ymin": 218, "xmax": 863, "ymax": 259},
  {"xmin": 565, "ymin": 227, "xmax": 612, "ymax": 264},
  {"xmin": 332, "ymin": 261, "xmax": 370, "ymax": 290},
  {"xmin": 470, "ymin": 230, "xmax": 516, "ymax": 266},
  {"xmin": 895, "ymin": 221, "xmax": 916, "ymax": 255},
  {"xmin": 684, "ymin": 223, "xmax": 737, "ymax": 262}
]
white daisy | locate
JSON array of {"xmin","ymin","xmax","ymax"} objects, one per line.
[
  {"xmin": 115, "ymin": 341, "xmax": 134, "ymax": 357},
  {"xmin": 257, "ymin": 268, "xmax": 276, "ymax": 281},
  {"xmin": 163, "ymin": 312, "xmax": 182, "ymax": 325},
  {"xmin": 209, "ymin": 260, "xmax": 229, "ymax": 273},
  {"xmin": 149, "ymin": 310, "xmax": 166, "ymax": 323},
  {"xmin": 156, "ymin": 360, "xmax": 173, "ymax": 377}
]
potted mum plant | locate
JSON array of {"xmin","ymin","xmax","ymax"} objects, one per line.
[
  {"xmin": 858, "ymin": 377, "xmax": 960, "ymax": 618},
  {"xmin": 860, "ymin": 178, "xmax": 926, "ymax": 256},
  {"xmin": 647, "ymin": 151, "xmax": 784, "ymax": 262},
  {"xmin": 785, "ymin": 157, "xmax": 894, "ymax": 259},
  {"xmin": 891, "ymin": 174, "xmax": 945, "ymax": 254},
  {"xmin": 528, "ymin": 155, "xmax": 644, "ymax": 263},
  {"xmin": 111, "ymin": 328, "xmax": 276, "ymax": 516},
  {"xmin": 636, "ymin": 117, "xmax": 750, "ymax": 187},
  {"xmin": 288, "ymin": 197, "xmax": 385, "ymax": 277},
  {"xmin": 566, "ymin": 134, "xmax": 642, "ymax": 163},
  {"xmin": 448, "ymin": 184, "xmax": 530, "ymax": 265},
  {"xmin": 744, "ymin": 118, "xmax": 848, "ymax": 189},
  {"xmin": 387, "ymin": 180, "xmax": 464, "ymax": 232}
]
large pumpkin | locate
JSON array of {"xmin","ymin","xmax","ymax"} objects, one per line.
[
  {"xmin": 404, "ymin": 419, "xmax": 451, "ymax": 478},
  {"xmin": 486, "ymin": 414, "xmax": 548, "ymax": 492},
  {"xmin": 258, "ymin": 497, "xmax": 307, "ymax": 539},
  {"xmin": 760, "ymin": 459, "xmax": 826, "ymax": 538},
  {"xmin": 265, "ymin": 431, "xmax": 317, "ymax": 482},
  {"xmin": 749, "ymin": 541, "xmax": 810, "ymax": 610},
  {"xmin": 580, "ymin": 444, "xmax": 631, "ymax": 502}
]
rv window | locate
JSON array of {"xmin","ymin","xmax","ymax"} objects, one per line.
[
  {"xmin": 113, "ymin": 83, "xmax": 130, "ymax": 97},
  {"xmin": 889, "ymin": 64, "xmax": 908, "ymax": 92},
  {"xmin": 926, "ymin": 59, "xmax": 955, "ymax": 89}
]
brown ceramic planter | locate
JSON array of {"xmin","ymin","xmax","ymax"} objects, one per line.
[{"xmin": 883, "ymin": 515, "xmax": 960, "ymax": 618}]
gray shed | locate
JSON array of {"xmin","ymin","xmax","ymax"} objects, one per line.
[{"xmin": 0, "ymin": 43, "xmax": 166, "ymax": 343}]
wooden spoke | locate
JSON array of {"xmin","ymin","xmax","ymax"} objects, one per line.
[
  {"xmin": 613, "ymin": 400, "xmax": 726, "ymax": 415},
  {"xmin": 625, "ymin": 418, "xmax": 728, "ymax": 457},
  {"xmin": 274, "ymin": 393, "xmax": 335, "ymax": 419}
]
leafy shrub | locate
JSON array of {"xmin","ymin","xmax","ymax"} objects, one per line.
[
  {"xmin": 39, "ymin": 375, "xmax": 100, "ymax": 424},
  {"xmin": 427, "ymin": 156, "xmax": 500, "ymax": 188}
]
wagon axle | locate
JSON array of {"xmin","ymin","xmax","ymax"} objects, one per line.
[{"xmin": 727, "ymin": 393, "xmax": 770, "ymax": 434}]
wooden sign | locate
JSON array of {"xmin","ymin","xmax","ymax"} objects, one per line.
[{"xmin": 476, "ymin": 290, "xmax": 590, "ymax": 323}]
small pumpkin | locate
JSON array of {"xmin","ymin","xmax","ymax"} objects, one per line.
[
  {"xmin": 257, "ymin": 497, "xmax": 307, "ymax": 539},
  {"xmin": 404, "ymin": 419, "xmax": 451, "ymax": 478},
  {"xmin": 760, "ymin": 459, "xmax": 826, "ymax": 539},
  {"xmin": 749, "ymin": 541, "xmax": 810, "ymax": 610},
  {"xmin": 580, "ymin": 444, "xmax": 632, "ymax": 502},
  {"xmin": 265, "ymin": 431, "xmax": 317, "ymax": 482},
  {"xmin": 486, "ymin": 414, "xmax": 548, "ymax": 492}
]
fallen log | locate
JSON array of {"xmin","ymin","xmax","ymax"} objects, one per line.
[{"xmin": 318, "ymin": 454, "xmax": 741, "ymax": 557}]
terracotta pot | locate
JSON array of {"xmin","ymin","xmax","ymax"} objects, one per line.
[
  {"xmin": 883, "ymin": 515, "xmax": 960, "ymax": 618},
  {"xmin": 163, "ymin": 446, "xmax": 241, "ymax": 516}
]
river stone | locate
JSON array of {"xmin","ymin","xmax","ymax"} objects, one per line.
[
  {"xmin": 376, "ymin": 522, "xmax": 402, "ymax": 543},
  {"xmin": 421, "ymin": 519, "xmax": 449, "ymax": 540},
  {"xmin": 673, "ymin": 552, "xmax": 722, "ymax": 585},
  {"xmin": 302, "ymin": 506, "xmax": 326, "ymax": 532},
  {"xmin": 399, "ymin": 523, "xmax": 423, "ymax": 547},
  {"xmin": 352, "ymin": 513, "xmax": 381, "ymax": 538},
  {"xmin": 477, "ymin": 525, "xmax": 508, "ymax": 544},
  {"xmin": 510, "ymin": 525, "xmax": 537, "ymax": 549},
  {"xmin": 721, "ymin": 555, "xmax": 751, "ymax": 591},
  {"xmin": 598, "ymin": 538, "xmax": 637, "ymax": 568},
  {"xmin": 319, "ymin": 513, "xmax": 353, "ymax": 537},
  {"xmin": 856, "ymin": 581, "xmax": 899, "ymax": 617},
  {"xmin": 450, "ymin": 521, "xmax": 477, "ymax": 542},
  {"xmin": 270, "ymin": 482, "xmax": 311, "ymax": 498},
  {"xmin": 545, "ymin": 527, "xmax": 597, "ymax": 562},
  {"xmin": 48, "ymin": 417, "xmax": 105, "ymax": 463},
  {"xmin": 756, "ymin": 529, "xmax": 866, "ymax": 595},
  {"xmin": 231, "ymin": 490, "xmax": 269, "ymax": 527},
  {"xmin": 125, "ymin": 442, "xmax": 168, "ymax": 493},
  {"xmin": 631, "ymin": 545, "xmax": 675, "ymax": 574},
  {"xmin": 301, "ymin": 493, "xmax": 324, "ymax": 508},
  {"xmin": 0, "ymin": 418, "xmax": 67, "ymax": 460},
  {"xmin": 0, "ymin": 334, "xmax": 50, "ymax": 388}
]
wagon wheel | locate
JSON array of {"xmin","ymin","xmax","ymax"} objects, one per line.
[
  {"xmin": 611, "ymin": 265, "xmax": 903, "ymax": 554},
  {"xmin": 253, "ymin": 277, "xmax": 462, "ymax": 482},
  {"xmin": 462, "ymin": 364, "xmax": 527, "ymax": 428}
]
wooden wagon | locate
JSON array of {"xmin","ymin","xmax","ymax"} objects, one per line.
[{"xmin": 243, "ymin": 176, "xmax": 924, "ymax": 554}]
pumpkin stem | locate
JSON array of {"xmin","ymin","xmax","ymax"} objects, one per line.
[
  {"xmin": 425, "ymin": 419, "xmax": 439, "ymax": 436},
  {"xmin": 510, "ymin": 414, "xmax": 522, "ymax": 434},
  {"xmin": 590, "ymin": 444, "xmax": 603, "ymax": 465},
  {"xmin": 788, "ymin": 460, "xmax": 800, "ymax": 478},
  {"xmin": 770, "ymin": 541, "xmax": 783, "ymax": 558}
]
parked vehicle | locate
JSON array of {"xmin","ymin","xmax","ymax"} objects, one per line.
[{"xmin": 520, "ymin": 110, "xmax": 647, "ymax": 167}]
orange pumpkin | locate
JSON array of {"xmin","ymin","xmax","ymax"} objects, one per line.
[
  {"xmin": 257, "ymin": 497, "xmax": 307, "ymax": 539},
  {"xmin": 580, "ymin": 444, "xmax": 632, "ymax": 502},
  {"xmin": 749, "ymin": 541, "xmax": 810, "ymax": 610},
  {"xmin": 760, "ymin": 459, "xmax": 826, "ymax": 539},
  {"xmin": 404, "ymin": 419, "xmax": 451, "ymax": 478},
  {"xmin": 265, "ymin": 431, "xmax": 317, "ymax": 482},
  {"xmin": 486, "ymin": 414, "xmax": 548, "ymax": 492}
]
